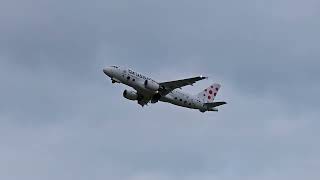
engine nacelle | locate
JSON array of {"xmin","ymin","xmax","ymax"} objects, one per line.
[
  {"xmin": 123, "ymin": 90, "xmax": 138, "ymax": 101},
  {"xmin": 144, "ymin": 80, "xmax": 160, "ymax": 91}
]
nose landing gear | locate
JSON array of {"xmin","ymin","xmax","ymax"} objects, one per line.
[{"xmin": 111, "ymin": 78, "xmax": 120, "ymax": 84}]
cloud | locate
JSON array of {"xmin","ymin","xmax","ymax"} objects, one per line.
[{"xmin": 0, "ymin": 0, "xmax": 319, "ymax": 179}]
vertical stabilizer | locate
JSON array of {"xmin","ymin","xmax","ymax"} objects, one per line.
[{"xmin": 197, "ymin": 83, "xmax": 221, "ymax": 103}]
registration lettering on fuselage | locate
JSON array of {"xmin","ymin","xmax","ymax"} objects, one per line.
[{"xmin": 128, "ymin": 69, "xmax": 154, "ymax": 82}]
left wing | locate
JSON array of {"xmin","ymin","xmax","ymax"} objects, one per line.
[{"xmin": 159, "ymin": 76, "xmax": 207, "ymax": 95}]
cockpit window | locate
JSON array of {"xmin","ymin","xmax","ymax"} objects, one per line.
[{"xmin": 111, "ymin": 66, "xmax": 119, "ymax": 68}]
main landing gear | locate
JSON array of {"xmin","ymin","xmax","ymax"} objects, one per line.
[
  {"xmin": 137, "ymin": 95, "xmax": 146, "ymax": 107},
  {"xmin": 138, "ymin": 101, "xmax": 145, "ymax": 107}
]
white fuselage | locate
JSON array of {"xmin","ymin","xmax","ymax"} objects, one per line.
[{"xmin": 103, "ymin": 66, "xmax": 209, "ymax": 111}]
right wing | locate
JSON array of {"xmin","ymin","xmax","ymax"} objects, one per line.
[{"xmin": 159, "ymin": 76, "xmax": 207, "ymax": 95}]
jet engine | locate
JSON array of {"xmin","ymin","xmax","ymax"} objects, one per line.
[
  {"xmin": 123, "ymin": 90, "xmax": 138, "ymax": 101},
  {"xmin": 144, "ymin": 80, "xmax": 160, "ymax": 91}
]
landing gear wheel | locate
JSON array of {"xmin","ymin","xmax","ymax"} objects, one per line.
[{"xmin": 138, "ymin": 100, "xmax": 145, "ymax": 107}]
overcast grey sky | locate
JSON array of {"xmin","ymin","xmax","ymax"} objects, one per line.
[{"xmin": 0, "ymin": 0, "xmax": 319, "ymax": 179}]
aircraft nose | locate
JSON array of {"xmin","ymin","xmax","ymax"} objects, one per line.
[{"xmin": 103, "ymin": 67, "xmax": 112, "ymax": 76}]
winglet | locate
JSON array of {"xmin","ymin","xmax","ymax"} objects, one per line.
[{"xmin": 200, "ymin": 75, "xmax": 208, "ymax": 80}]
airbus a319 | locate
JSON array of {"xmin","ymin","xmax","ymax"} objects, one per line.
[{"xmin": 103, "ymin": 66, "xmax": 226, "ymax": 113}]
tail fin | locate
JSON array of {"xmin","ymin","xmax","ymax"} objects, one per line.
[{"xmin": 197, "ymin": 83, "xmax": 221, "ymax": 103}]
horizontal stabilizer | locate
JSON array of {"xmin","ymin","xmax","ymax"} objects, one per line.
[{"xmin": 204, "ymin": 101, "xmax": 227, "ymax": 108}]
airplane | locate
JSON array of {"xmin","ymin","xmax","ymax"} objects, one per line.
[{"xmin": 103, "ymin": 66, "xmax": 226, "ymax": 112}]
